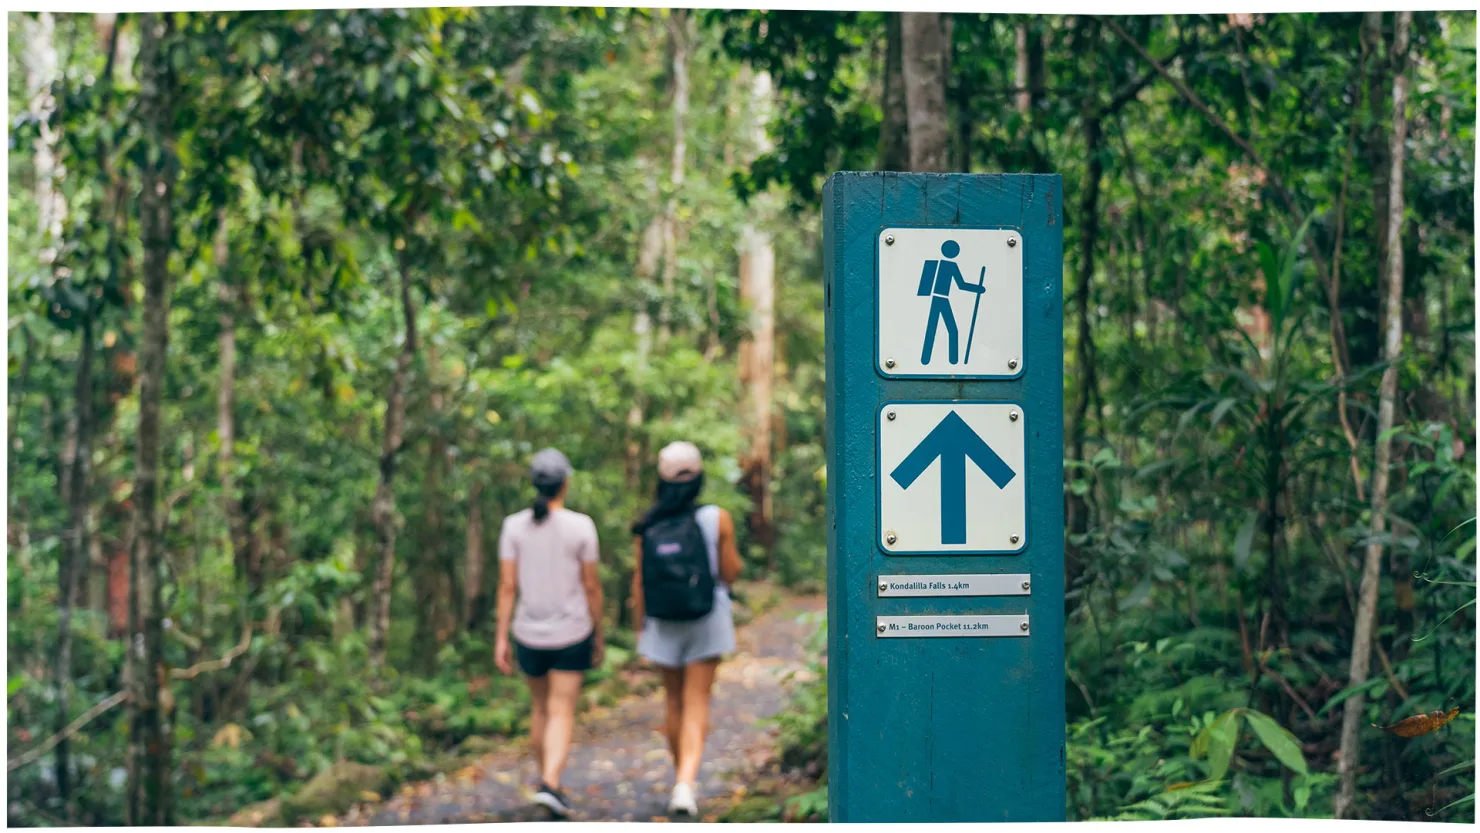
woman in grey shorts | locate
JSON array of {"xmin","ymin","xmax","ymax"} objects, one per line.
[{"xmin": 630, "ymin": 441, "xmax": 742, "ymax": 817}]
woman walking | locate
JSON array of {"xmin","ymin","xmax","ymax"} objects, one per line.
[
  {"xmin": 495, "ymin": 448, "xmax": 604, "ymax": 819},
  {"xmin": 631, "ymin": 441, "xmax": 742, "ymax": 817}
]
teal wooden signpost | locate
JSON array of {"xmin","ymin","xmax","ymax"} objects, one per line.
[{"xmin": 824, "ymin": 172, "xmax": 1065, "ymax": 822}]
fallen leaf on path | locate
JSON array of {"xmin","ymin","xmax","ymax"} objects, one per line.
[{"xmin": 318, "ymin": 815, "xmax": 338, "ymax": 827}]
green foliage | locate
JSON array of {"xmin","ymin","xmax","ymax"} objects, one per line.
[
  {"xmin": 769, "ymin": 613, "xmax": 827, "ymax": 775},
  {"xmin": 6, "ymin": 8, "xmax": 1476, "ymax": 826},
  {"xmin": 785, "ymin": 785, "xmax": 830, "ymax": 822}
]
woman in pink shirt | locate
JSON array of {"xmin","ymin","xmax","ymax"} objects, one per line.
[{"xmin": 495, "ymin": 448, "xmax": 603, "ymax": 819}]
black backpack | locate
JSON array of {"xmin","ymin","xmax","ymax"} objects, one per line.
[{"xmin": 640, "ymin": 511, "xmax": 715, "ymax": 622}]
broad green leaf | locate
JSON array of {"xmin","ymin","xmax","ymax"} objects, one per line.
[
  {"xmin": 1203, "ymin": 710, "xmax": 1239, "ymax": 781},
  {"xmin": 1434, "ymin": 794, "xmax": 1475, "ymax": 816},
  {"xmin": 1435, "ymin": 760, "xmax": 1475, "ymax": 779},
  {"xmin": 1209, "ymin": 397, "xmax": 1240, "ymax": 428},
  {"xmin": 1317, "ymin": 676, "xmax": 1384, "ymax": 717},
  {"xmin": 1233, "ymin": 510, "xmax": 1258, "ymax": 569},
  {"xmin": 1241, "ymin": 710, "xmax": 1308, "ymax": 775}
]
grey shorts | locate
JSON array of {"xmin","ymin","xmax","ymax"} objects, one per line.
[{"xmin": 638, "ymin": 592, "xmax": 736, "ymax": 668}]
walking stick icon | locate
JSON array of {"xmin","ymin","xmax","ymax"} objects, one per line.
[{"xmin": 963, "ymin": 266, "xmax": 987, "ymax": 364}]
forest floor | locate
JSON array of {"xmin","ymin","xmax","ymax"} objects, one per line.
[{"xmin": 329, "ymin": 586, "xmax": 825, "ymax": 825}]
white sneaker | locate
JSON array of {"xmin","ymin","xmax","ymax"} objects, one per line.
[{"xmin": 668, "ymin": 782, "xmax": 698, "ymax": 816}]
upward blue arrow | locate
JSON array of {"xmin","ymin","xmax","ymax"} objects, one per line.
[{"xmin": 889, "ymin": 411, "xmax": 1016, "ymax": 545}]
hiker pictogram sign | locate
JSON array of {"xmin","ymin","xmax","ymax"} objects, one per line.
[{"xmin": 875, "ymin": 226, "xmax": 1024, "ymax": 379}]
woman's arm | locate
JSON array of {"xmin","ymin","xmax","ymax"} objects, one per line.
[
  {"xmin": 494, "ymin": 559, "xmax": 517, "ymax": 674},
  {"xmin": 717, "ymin": 509, "xmax": 742, "ymax": 585},
  {"xmin": 629, "ymin": 536, "xmax": 645, "ymax": 629},
  {"xmin": 581, "ymin": 560, "xmax": 604, "ymax": 665}
]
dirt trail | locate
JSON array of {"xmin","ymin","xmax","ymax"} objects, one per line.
[{"xmin": 347, "ymin": 591, "xmax": 824, "ymax": 824}]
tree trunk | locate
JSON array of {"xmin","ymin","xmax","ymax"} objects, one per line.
[
  {"xmin": 214, "ymin": 210, "xmax": 253, "ymax": 594},
  {"xmin": 739, "ymin": 229, "xmax": 776, "ymax": 561},
  {"xmin": 412, "ymin": 352, "xmax": 455, "ymax": 668},
  {"xmin": 627, "ymin": 11, "xmax": 690, "ymax": 486},
  {"xmin": 899, "ymin": 12, "xmax": 950, "ymax": 173},
  {"xmin": 22, "ymin": 11, "xmax": 65, "ymax": 266},
  {"xmin": 738, "ymin": 68, "xmax": 778, "ymax": 563},
  {"xmin": 626, "ymin": 213, "xmax": 662, "ymax": 490},
  {"xmin": 56, "ymin": 318, "xmax": 93, "ymax": 806},
  {"xmin": 128, "ymin": 13, "xmax": 175, "ymax": 824},
  {"xmin": 1360, "ymin": 11, "xmax": 1391, "ymax": 372},
  {"xmin": 464, "ymin": 481, "xmax": 486, "ymax": 630},
  {"xmin": 23, "ymin": 9, "xmax": 80, "ymax": 803},
  {"xmin": 1065, "ymin": 111, "xmax": 1104, "ymax": 593},
  {"xmin": 658, "ymin": 9, "xmax": 690, "ymax": 344},
  {"xmin": 1336, "ymin": 10, "xmax": 1410, "ymax": 819},
  {"xmin": 1015, "ymin": 23, "xmax": 1032, "ymax": 114},
  {"xmin": 369, "ymin": 244, "xmax": 418, "ymax": 669},
  {"xmin": 878, "ymin": 14, "xmax": 910, "ymax": 172}
]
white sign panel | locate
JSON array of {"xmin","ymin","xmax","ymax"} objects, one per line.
[
  {"xmin": 878, "ymin": 402, "xmax": 1027, "ymax": 555},
  {"xmin": 876, "ymin": 226, "xmax": 1024, "ymax": 379},
  {"xmin": 877, "ymin": 573, "xmax": 1032, "ymax": 597},
  {"xmin": 876, "ymin": 614, "xmax": 1030, "ymax": 638}
]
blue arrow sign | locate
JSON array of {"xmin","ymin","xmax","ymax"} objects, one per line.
[{"xmin": 889, "ymin": 410, "xmax": 1017, "ymax": 545}]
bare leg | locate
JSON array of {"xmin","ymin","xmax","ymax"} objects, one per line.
[
  {"xmin": 676, "ymin": 658, "xmax": 719, "ymax": 785},
  {"xmin": 660, "ymin": 666, "xmax": 686, "ymax": 766},
  {"xmin": 526, "ymin": 674, "xmax": 550, "ymax": 777},
  {"xmin": 540, "ymin": 670, "xmax": 584, "ymax": 788}
]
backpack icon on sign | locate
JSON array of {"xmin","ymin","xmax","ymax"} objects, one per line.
[{"xmin": 915, "ymin": 240, "xmax": 986, "ymax": 366}]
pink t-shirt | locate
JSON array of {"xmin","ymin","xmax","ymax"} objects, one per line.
[{"xmin": 499, "ymin": 506, "xmax": 600, "ymax": 649}]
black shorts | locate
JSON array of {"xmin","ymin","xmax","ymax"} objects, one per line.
[{"xmin": 515, "ymin": 633, "xmax": 594, "ymax": 677}]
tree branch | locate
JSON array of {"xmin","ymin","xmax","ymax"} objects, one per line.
[
  {"xmin": 1100, "ymin": 37, "xmax": 1198, "ymax": 117},
  {"xmin": 7, "ymin": 690, "xmax": 129, "ymax": 772},
  {"xmin": 168, "ymin": 621, "xmax": 255, "ymax": 682},
  {"xmin": 1103, "ymin": 17, "xmax": 1296, "ymax": 216}
]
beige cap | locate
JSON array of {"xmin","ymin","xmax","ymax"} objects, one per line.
[{"xmin": 657, "ymin": 441, "xmax": 703, "ymax": 483}]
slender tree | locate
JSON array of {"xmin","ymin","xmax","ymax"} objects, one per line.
[
  {"xmin": 1336, "ymin": 10, "xmax": 1412, "ymax": 820},
  {"xmin": 899, "ymin": 12, "xmax": 950, "ymax": 172},
  {"xmin": 878, "ymin": 14, "xmax": 910, "ymax": 172},
  {"xmin": 128, "ymin": 12, "xmax": 177, "ymax": 824}
]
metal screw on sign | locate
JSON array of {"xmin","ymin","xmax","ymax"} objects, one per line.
[
  {"xmin": 1010, "ymin": 534, "xmax": 1020, "ymax": 544},
  {"xmin": 1009, "ymin": 410, "xmax": 1020, "ymax": 422},
  {"xmin": 885, "ymin": 357, "xmax": 896, "ymax": 368},
  {"xmin": 885, "ymin": 234, "xmax": 895, "ymax": 246},
  {"xmin": 1007, "ymin": 237, "xmax": 1018, "ymax": 248},
  {"xmin": 887, "ymin": 410, "xmax": 897, "ymax": 421},
  {"xmin": 1020, "ymin": 621, "xmax": 1030, "ymax": 631},
  {"xmin": 879, "ymin": 582, "xmax": 888, "ymax": 593},
  {"xmin": 878, "ymin": 623, "xmax": 887, "ymax": 634},
  {"xmin": 1022, "ymin": 580, "xmax": 1031, "ymax": 591},
  {"xmin": 1008, "ymin": 358, "xmax": 1019, "ymax": 370},
  {"xmin": 885, "ymin": 531, "xmax": 898, "ymax": 545}
]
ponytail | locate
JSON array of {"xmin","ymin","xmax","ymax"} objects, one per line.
[{"xmin": 531, "ymin": 479, "xmax": 564, "ymax": 524}]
